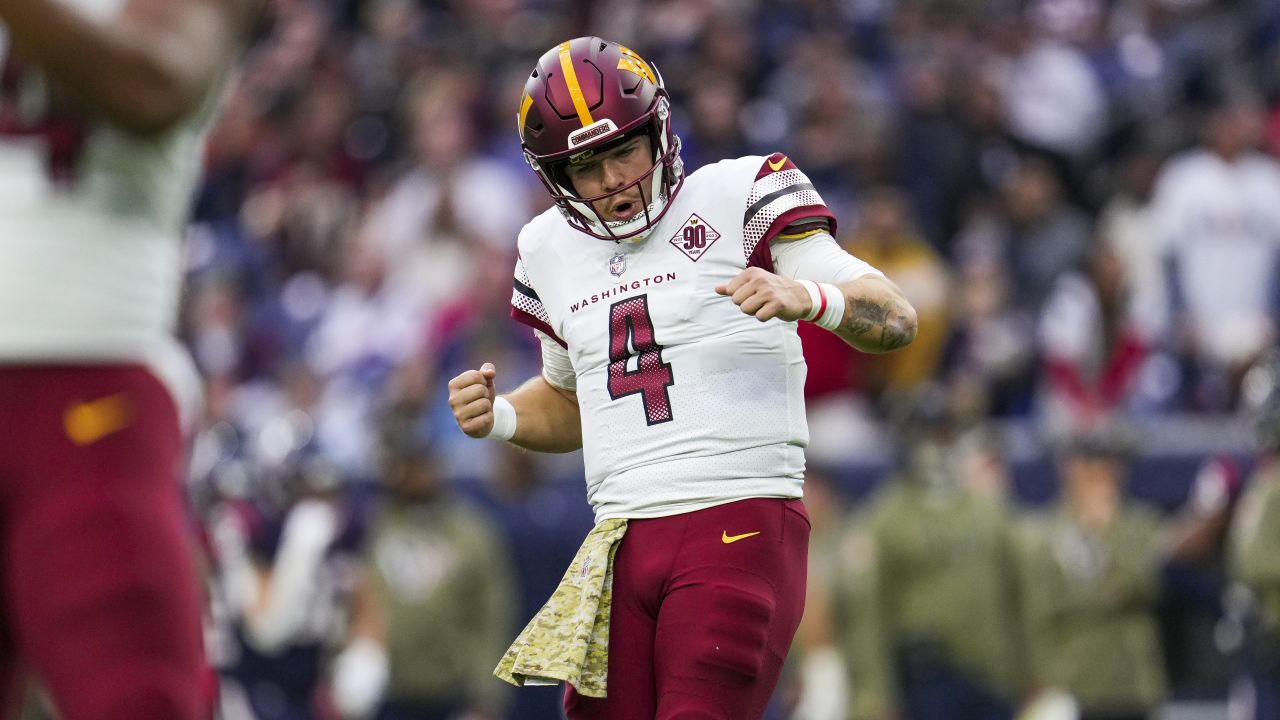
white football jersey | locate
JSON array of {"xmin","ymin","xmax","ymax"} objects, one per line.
[
  {"xmin": 0, "ymin": 3, "xmax": 220, "ymax": 365},
  {"xmin": 512, "ymin": 153, "xmax": 838, "ymax": 521}
]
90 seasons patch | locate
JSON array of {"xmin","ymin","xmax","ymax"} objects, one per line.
[{"xmin": 669, "ymin": 213, "xmax": 720, "ymax": 262}]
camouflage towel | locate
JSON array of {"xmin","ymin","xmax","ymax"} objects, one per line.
[{"xmin": 494, "ymin": 518, "xmax": 628, "ymax": 697}]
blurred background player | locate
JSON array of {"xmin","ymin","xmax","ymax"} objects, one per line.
[
  {"xmin": 1230, "ymin": 352, "xmax": 1280, "ymax": 720},
  {"xmin": 206, "ymin": 448, "xmax": 360, "ymax": 720},
  {"xmin": 1013, "ymin": 427, "xmax": 1169, "ymax": 720},
  {"xmin": 333, "ymin": 409, "xmax": 515, "ymax": 720},
  {"xmin": 1152, "ymin": 90, "xmax": 1280, "ymax": 411},
  {"xmin": 0, "ymin": 0, "xmax": 257, "ymax": 717},
  {"xmin": 449, "ymin": 36, "xmax": 916, "ymax": 720},
  {"xmin": 839, "ymin": 384, "xmax": 1025, "ymax": 720}
]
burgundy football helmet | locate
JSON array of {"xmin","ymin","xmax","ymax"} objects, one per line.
[{"xmin": 517, "ymin": 37, "xmax": 684, "ymax": 241}]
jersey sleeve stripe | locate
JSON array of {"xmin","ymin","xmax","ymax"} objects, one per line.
[
  {"xmin": 743, "ymin": 165, "xmax": 837, "ymax": 264},
  {"xmin": 749, "ymin": 204, "xmax": 839, "ymax": 266},
  {"xmin": 744, "ymin": 182, "xmax": 818, "ymax": 227},
  {"xmin": 511, "ymin": 306, "xmax": 568, "ymax": 348},
  {"xmin": 511, "ymin": 250, "xmax": 565, "ymax": 347},
  {"xmin": 514, "ymin": 277, "xmax": 540, "ymax": 302}
]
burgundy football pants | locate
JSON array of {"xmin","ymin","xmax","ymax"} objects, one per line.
[
  {"xmin": 564, "ymin": 497, "xmax": 810, "ymax": 720},
  {"xmin": 0, "ymin": 366, "xmax": 204, "ymax": 719}
]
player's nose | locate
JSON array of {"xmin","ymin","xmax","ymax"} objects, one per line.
[{"xmin": 600, "ymin": 158, "xmax": 627, "ymax": 192}]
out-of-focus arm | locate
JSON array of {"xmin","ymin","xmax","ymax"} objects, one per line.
[{"xmin": 0, "ymin": 0, "xmax": 259, "ymax": 135}]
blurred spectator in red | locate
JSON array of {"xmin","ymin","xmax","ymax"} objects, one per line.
[
  {"xmin": 1095, "ymin": 145, "xmax": 1169, "ymax": 353},
  {"xmin": 1037, "ymin": 238, "xmax": 1164, "ymax": 437}
]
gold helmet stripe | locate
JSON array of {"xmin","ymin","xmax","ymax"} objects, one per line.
[
  {"xmin": 517, "ymin": 94, "xmax": 534, "ymax": 139},
  {"xmin": 617, "ymin": 46, "xmax": 656, "ymax": 84},
  {"xmin": 558, "ymin": 40, "xmax": 595, "ymax": 127}
]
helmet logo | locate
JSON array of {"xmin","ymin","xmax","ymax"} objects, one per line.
[
  {"xmin": 617, "ymin": 46, "xmax": 656, "ymax": 84},
  {"xmin": 568, "ymin": 118, "xmax": 618, "ymax": 149}
]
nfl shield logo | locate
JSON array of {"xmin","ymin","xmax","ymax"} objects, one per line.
[{"xmin": 608, "ymin": 252, "xmax": 626, "ymax": 277}]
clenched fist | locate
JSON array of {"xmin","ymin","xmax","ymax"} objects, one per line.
[
  {"xmin": 715, "ymin": 267, "xmax": 811, "ymax": 322},
  {"xmin": 448, "ymin": 362, "xmax": 498, "ymax": 438}
]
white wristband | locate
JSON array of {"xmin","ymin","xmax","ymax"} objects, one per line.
[
  {"xmin": 798, "ymin": 280, "xmax": 845, "ymax": 332},
  {"xmin": 486, "ymin": 396, "xmax": 517, "ymax": 441},
  {"xmin": 799, "ymin": 280, "xmax": 823, "ymax": 321}
]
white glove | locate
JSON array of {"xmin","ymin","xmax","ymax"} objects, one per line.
[
  {"xmin": 209, "ymin": 507, "xmax": 259, "ymax": 612},
  {"xmin": 242, "ymin": 500, "xmax": 339, "ymax": 652},
  {"xmin": 791, "ymin": 647, "xmax": 848, "ymax": 720},
  {"xmin": 332, "ymin": 637, "xmax": 389, "ymax": 719},
  {"xmin": 1018, "ymin": 689, "xmax": 1080, "ymax": 720},
  {"xmin": 281, "ymin": 499, "xmax": 340, "ymax": 555}
]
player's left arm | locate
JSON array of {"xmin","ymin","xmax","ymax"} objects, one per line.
[
  {"xmin": 0, "ymin": 0, "xmax": 261, "ymax": 136},
  {"xmin": 716, "ymin": 231, "xmax": 917, "ymax": 353},
  {"xmin": 833, "ymin": 274, "xmax": 917, "ymax": 353},
  {"xmin": 720, "ymin": 153, "xmax": 916, "ymax": 353}
]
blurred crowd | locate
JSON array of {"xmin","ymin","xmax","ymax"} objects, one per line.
[{"xmin": 169, "ymin": 0, "xmax": 1280, "ymax": 718}]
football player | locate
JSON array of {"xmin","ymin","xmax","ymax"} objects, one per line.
[
  {"xmin": 0, "ymin": 0, "xmax": 257, "ymax": 716},
  {"xmin": 449, "ymin": 37, "xmax": 916, "ymax": 719}
]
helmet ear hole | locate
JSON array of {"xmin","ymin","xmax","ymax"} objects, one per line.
[{"xmin": 548, "ymin": 160, "xmax": 575, "ymax": 197}]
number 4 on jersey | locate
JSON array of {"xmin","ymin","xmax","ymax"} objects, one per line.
[{"xmin": 608, "ymin": 295, "xmax": 674, "ymax": 425}]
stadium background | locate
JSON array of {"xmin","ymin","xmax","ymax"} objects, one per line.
[{"xmin": 165, "ymin": 0, "xmax": 1280, "ymax": 718}]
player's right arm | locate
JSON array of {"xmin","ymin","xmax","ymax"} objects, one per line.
[
  {"xmin": 448, "ymin": 362, "xmax": 583, "ymax": 453},
  {"xmin": 0, "ymin": 0, "xmax": 260, "ymax": 136},
  {"xmin": 480, "ymin": 236, "xmax": 582, "ymax": 451}
]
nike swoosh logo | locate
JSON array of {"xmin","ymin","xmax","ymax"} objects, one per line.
[
  {"xmin": 767, "ymin": 155, "xmax": 787, "ymax": 172},
  {"xmin": 64, "ymin": 393, "xmax": 133, "ymax": 446},
  {"xmin": 722, "ymin": 531, "xmax": 762, "ymax": 544}
]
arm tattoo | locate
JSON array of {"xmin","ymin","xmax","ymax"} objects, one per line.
[{"xmin": 843, "ymin": 297, "xmax": 914, "ymax": 351}]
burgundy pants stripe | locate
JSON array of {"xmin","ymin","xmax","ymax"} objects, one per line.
[
  {"xmin": 565, "ymin": 497, "xmax": 810, "ymax": 720},
  {"xmin": 0, "ymin": 365, "xmax": 204, "ymax": 719}
]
